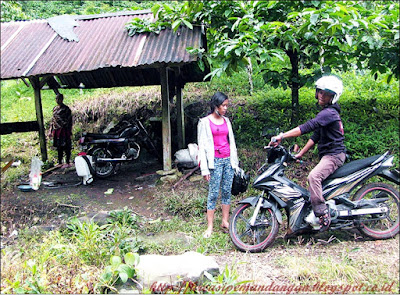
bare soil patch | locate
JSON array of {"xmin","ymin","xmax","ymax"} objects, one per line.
[{"xmin": 1, "ymin": 159, "xmax": 168, "ymax": 242}]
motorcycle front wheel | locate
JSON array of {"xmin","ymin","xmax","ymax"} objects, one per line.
[
  {"xmin": 90, "ymin": 147, "xmax": 116, "ymax": 178},
  {"xmin": 229, "ymin": 203, "xmax": 279, "ymax": 252},
  {"xmin": 353, "ymin": 182, "xmax": 399, "ymax": 239}
]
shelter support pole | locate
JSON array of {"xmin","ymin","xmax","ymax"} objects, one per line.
[
  {"xmin": 160, "ymin": 67, "xmax": 172, "ymax": 171},
  {"xmin": 29, "ymin": 77, "xmax": 48, "ymax": 162},
  {"xmin": 176, "ymin": 83, "xmax": 185, "ymax": 150}
]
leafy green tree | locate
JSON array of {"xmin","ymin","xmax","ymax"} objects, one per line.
[
  {"xmin": 3, "ymin": 0, "xmax": 154, "ymax": 21},
  {"xmin": 126, "ymin": 0, "xmax": 399, "ymax": 124},
  {"xmin": 0, "ymin": 0, "xmax": 27, "ymax": 22}
]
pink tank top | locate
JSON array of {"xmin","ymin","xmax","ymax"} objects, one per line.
[{"xmin": 209, "ymin": 119, "xmax": 230, "ymax": 158}]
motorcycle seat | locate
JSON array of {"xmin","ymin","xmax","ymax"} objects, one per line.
[
  {"xmin": 84, "ymin": 132, "xmax": 120, "ymax": 139},
  {"xmin": 326, "ymin": 154, "xmax": 381, "ymax": 180}
]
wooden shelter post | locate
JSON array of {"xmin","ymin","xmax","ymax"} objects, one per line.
[
  {"xmin": 176, "ymin": 82, "xmax": 185, "ymax": 150},
  {"xmin": 160, "ymin": 67, "xmax": 172, "ymax": 171},
  {"xmin": 29, "ymin": 77, "xmax": 48, "ymax": 162},
  {"xmin": 173, "ymin": 67, "xmax": 185, "ymax": 150}
]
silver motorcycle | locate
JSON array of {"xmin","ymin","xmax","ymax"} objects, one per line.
[{"xmin": 229, "ymin": 144, "xmax": 399, "ymax": 252}]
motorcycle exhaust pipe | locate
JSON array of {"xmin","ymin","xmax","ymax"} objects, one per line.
[
  {"xmin": 95, "ymin": 157, "xmax": 129, "ymax": 163},
  {"xmin": 338, "ymin": 207, "xmax": 388, "ymax": 217}
]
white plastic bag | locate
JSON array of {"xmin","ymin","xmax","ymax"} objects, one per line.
[
  {"xmin": 29, "ymin": 156, "xmax": 43, "ymax": 190},
  {"xmin": 174, "ymin": 143, "xmax": 198, "ymax": 168}
]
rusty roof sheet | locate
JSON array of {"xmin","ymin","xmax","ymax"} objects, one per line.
[{"xmin": 1, "ymin": 10, "xmax": 208, "ymax": 87}]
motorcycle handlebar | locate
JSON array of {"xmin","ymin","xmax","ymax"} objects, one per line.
[{"xmin": 264, "ymin": 144, "xmax": 302, "ymax": 164}]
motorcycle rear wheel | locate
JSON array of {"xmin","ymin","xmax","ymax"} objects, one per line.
[
  {"xmin": 90, "ymin": 147, "xmax": 116, "ymax": 178},
  {"xmin": 353, "ymin": 182, "xmax": 399, "ymax": 239},
  {"xmin": 229, "ymin": 203, "xmax": 279, "ymax": 252}
]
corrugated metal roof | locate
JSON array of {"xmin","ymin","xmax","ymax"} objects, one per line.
[{"xmin": 0, "ymin": 10, "xmax": 208, "ymax": 88}]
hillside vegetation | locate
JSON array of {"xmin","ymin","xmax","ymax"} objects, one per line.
[{"xmin": 1, "ymin": 70, "xmax": 399, "ymax": 185}]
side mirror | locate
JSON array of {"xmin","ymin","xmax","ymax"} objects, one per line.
[{"xmin": 261, "ymin": 127, "xmax": 280, "ymax": 138}]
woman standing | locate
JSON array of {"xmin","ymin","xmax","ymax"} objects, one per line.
[
  {"xmin": 49, "ymin": 93, "xmax": 73, "ymax": 168},
  {"xmin": 197, "ymin": 92, "xmax": 239, "ymax": 238}
]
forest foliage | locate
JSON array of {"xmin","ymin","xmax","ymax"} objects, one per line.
[{"xmin": 2, "ymin": 0, "xmax": 398, "ymax": 124}]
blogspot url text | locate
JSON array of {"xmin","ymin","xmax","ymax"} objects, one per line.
[{"xmin": 150, "ymin": 280, "xmax": 397, "ymax": 294}]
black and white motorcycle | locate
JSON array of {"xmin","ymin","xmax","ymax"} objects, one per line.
[
  {"xmin": 76, "ymin": 120, "xmax": 160, "ymax": 179},
  {"xmin": 229, "ymin": 144, "xmax": 399, "ymax": 252}
]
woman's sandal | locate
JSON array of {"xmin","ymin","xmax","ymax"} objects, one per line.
[
  {"xmin": 319, "ymin": 210, "xmax": 331, "ymax": 232},
  {"xmin": 220, "ymin": 226, "xmax": 229, "ymax": 234}
]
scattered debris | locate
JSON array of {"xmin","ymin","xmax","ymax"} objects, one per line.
[
  {"xmin": 11, "ymin": 160, "xmax": 21, "ymax": 167},
  {"xmin": 56, "ymin": 202, "xmax": 80, "ymax": 209},
  {"xmin": 317, "ymin": 235, "xmax": 337, "ymax": 245},
  {"xmin": 9, "ymin": 230, "xmax": 18, "ymax": 238},
  {"xmin": 104, "ymin": 188, "xmax": 114, "ymax": 195},
  {"xmin": 173, "ymin": 166, "xmax": 199, "ymax": 189},
  {"xmin": 42, "ymin": 165, "xmax": 63, "ymax": 177}
]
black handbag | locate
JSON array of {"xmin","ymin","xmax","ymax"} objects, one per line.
[{"xmin": 231, "ymin": 168, "xmax": 250, "ymax": 196}]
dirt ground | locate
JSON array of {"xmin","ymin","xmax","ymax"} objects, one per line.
[
  {"xmin": 1, "ymin": 159, "xmax": 168, "ymax": 240},
  {"xmin": 1, "ymin": 160, "xmax": 399, "ymax": 291}
]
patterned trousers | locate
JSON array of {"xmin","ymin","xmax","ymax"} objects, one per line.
[{"xmin": 207, "ymin": 157, "xmax": 234, "ymax": 210}]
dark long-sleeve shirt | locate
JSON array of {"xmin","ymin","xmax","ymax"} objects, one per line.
[{"xmin": 299, "ymin": 103, "xmax": 345, "ymax": 158}]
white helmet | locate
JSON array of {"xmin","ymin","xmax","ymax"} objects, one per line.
[{"xmin": 315, "ymin": 75, "xmax": 343, "ymax": 104}]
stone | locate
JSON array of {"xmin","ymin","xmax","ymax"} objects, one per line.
[
  {"xmin": 156, "ymin": 169, "xmax": 177, "ymax": 176},
  {"xmin": 136, "ymin": 251, "xmax": 220, "ymax": 288},
  {"xmin": 160, "ymin": 174, "xmax": 178, "ymax": 183},
  {"xmin": 189, "ymin": 175, "xmax": 203, "ymax": 182},
  {"xmin": 78, "ymin": 211, "xmax": 110, "ymax": 225}
]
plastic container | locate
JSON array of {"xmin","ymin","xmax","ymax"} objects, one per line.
[{"xmin": 29, "ymin": 156, "xmax": 43, "ymax": 191}]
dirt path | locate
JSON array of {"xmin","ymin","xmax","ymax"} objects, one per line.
[{"xmin": 1, "ymin": 161, "xmax": 399, "ymax": 292}]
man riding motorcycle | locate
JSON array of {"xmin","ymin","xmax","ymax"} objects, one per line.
[{"xmin": 270, "ymin": 75, "xmax": 346, "ymax": 231}]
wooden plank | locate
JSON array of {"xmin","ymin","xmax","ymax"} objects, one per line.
[
  {"xmin": 1, "ymin": 159, "xmax": 14, "ymax": 173},
  {"xmin": 0, "ymin": 121, "xmax": 39, "ymax": 135}
]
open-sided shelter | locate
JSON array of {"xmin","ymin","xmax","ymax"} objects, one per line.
[{"xmin": 1, "ymin": 10, "xmax": 209, "ymax": 171}]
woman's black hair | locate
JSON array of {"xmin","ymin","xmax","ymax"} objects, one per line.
[{"xmin": 209, "ymin": 91, "xmax": 228, "ymax": 113}]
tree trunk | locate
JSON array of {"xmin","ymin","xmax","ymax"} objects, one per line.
[
  {"xmin": 287, "ymin": 50, "xmax": 300, "ymax": 126},
  {"xmin": 246, "ymin": 57, "xmax": 254, "ymax": 95}
]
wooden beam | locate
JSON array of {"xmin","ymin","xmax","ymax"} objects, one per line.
[
  {"xmin": 176, "ymin": 83, "xmax": 185, "ymax": 149},
  {"xmin": 1, "ymin": 159, "xmax": 14, "ymax": 173},
  {"xmin": 46, "ymin": 76, "xmax": 61, "ymax": 95},
  {"xmin": 29, "ymin": 77, "xmax": 48, "ymax": 162},
  {"xmin": 21, "ymin": 78, "xmax": 30, "ymax": 87},
  {"xmin": 160, "ymin": 67, "xmax": 172, "ymax": 171},
  {"xmin": 0, "ymin": 121, "xmax": 39, "ymax": 135},
  {"xmin": 174, "ymin": 67, "xmax": 185, "ymax": 150}
]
